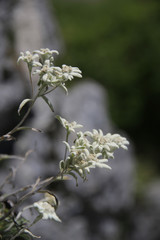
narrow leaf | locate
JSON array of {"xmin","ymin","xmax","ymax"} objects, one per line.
[
  {"xmin": 18, "ymin": 99, "xmax": 32, "ymax": 115},
  {"xmin": 16, "ymin": 126, "xmax": 43, "ymax": 133},
  {"xmin": 68, "ymin": 172, "xmax": 78, "ymax": 186},
  {"xmin": 23, "ymin": 229, "xmax": 41, "ymax": 239},
  {"xmin": 41, "ymin": 95, "xmax": 54, "ymax": 112},
  {"xmin": 0, "ymin": 154, "xmax": 24, "ymax": 161}
]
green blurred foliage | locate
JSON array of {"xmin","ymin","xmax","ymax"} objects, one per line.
[
  {"xmin": 51, "ymin": 0, "xmax": 160, "ymax": 165},
  {"xmin": 0, "ymin": 209, "xmax": 31, "ymax": 239}
]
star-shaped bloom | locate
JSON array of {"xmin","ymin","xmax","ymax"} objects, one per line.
[
  {"xmin": 84, "ymin": 129, "xmax": 129, "ymax": 158},
  {"xmin": 17, "ymin": 51, "xmax": 42, "ymax": 67},
  {"xmin": 56, "ymin": 116, "xmax": 83, "ymax": 133},
  {"xmin": 57, "ymin": 65, "xmax": 82, "ymax": 81},
  {"xmin": 34, "ymin": 48, "xmax": 59, "ymax": 56}
]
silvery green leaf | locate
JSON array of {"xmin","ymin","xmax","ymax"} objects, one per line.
[
  {"xmin": 63, "ymin": 141, "xmax": 71, "ymax": 152},
  {"xmin": 41, "ymin": 95, "xmax": 54, "ymax": 112},
  {"xmin": 64, "ymin": 157, "xmax": 72, "ymax": 169},
  {"xmin": 24, "ymin": 229, "xmax": 41, "ymax": 239},
  {"xmin": 60, "ymin": 83, "xmax": 68, "ymax": 95},
  {"xmin": 71, "ymin": 167, "xmax": 84, "ymax": 179},
  {"xmin": 16, "ymin": 126, "xmax": 43, "ymax": 133},
  {"xmin": 18, "ymin": 98, "xmax": 32, "ymax": 115},
  {"xmin": 59, "ymin": 160, "xmax": 64, "ymax": 171},
  {"xmin": 68, "ymin": 172, "xmax": 78, "ymax": 186},
  {"xmin": 0, "ymin": 154, "xmax": 24, "ymax": 161}
]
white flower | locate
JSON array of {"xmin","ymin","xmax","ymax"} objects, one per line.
[
  {"xmin": 60, "ymin": 127, "xmax": 129, "ymax": 182},
  {"xmin": 34, "ymin": 48, "xmax": 59, "ymax": 56},
  {"xmin": 76, "ymin": 149, "xmax": 110, "ymax": 169},
  {"xmin": 34, "ymin": 60, "xmax": 54, "ymax": 75},
  {"xmin": 17, "ymin": 51, "xmax": 41, "ymax": 67},
  {"xmin": 60, "ymin": 65, "xmax": 82, "ymax": 81},
  {"xmin": 34, "ymin": 60, "xmax": 61, "ymax": 86},
  {"xmin": 75, "ymin": 135, "xmax": 91, "ymax": 149},
  {"xmin": 84, "ymin": 129, "xmax": 129, "ymax": 157},
  {"xmin": 33, "ymin": 201, "xmax": 61, "ymax": 222},
  {"xmin": 17, "ymin": 48, "xmax": 83, "ymax": 94},
  {"xmin": 56, "ymin": 116, "xmax": 83, "ymax": 133},
  {"xmin": 62, "ymin": 136, "xmax": 111, "ymax": 179},
  {"xmin": 107, "ymin": 133, "xmax": 129, "ymax": 150},
  {"xmin": 33, "ymin": 48, "xmax": 59, "ymax": 63}
]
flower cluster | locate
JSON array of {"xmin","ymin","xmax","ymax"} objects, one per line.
[
  {"xmin": 17, "ymin": 48, "xmax": 82, "ymax": 94},
  {"xmin": 58, "ymin": 118, "xmax": 129, "ymax": 182}
]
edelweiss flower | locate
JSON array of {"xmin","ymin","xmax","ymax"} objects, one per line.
[
  {"xmin": 61, "ymin": 65, "xmax": 82, "ymax": 81},
  {"xmin": 34, "ymin": 48, "xmax": 59, "ymax": 56},
  {"xmin": 75, "ymin": 150, "xmax": 110, "ymax": 170},
  {"xmin": 34, "ymin": 60, "xmax": 61, "ymax": 86},
  {"xmin": 33, "ymin": 48, "xmax": 59, "ymax": 63},
  {"xmin": 34, "ymin": 60, "xmax": 54, "ymax": 75},
  {"xmin": 61, "ymin": 139, "xmax": 110, "ymax": 181},
  {"xmin": 17, "ymin": 51, "xmax": 41, "ymax": 67},
  {"xmin": 33, "ymin": 201, "xmax": 61, "ymax": 222},
  {"xmin": 84, "ymin": 129, "xmax": 129, "ymax": 157},
  {"xmin": 56, "ymin": 116, "xmax": 83, "ymax": 133},
  {"xmin": 60, "ymin": 127, "xmax": 129, "ymax": 182},
  {"xmin": 75, "ymin": 131, "xmax": 91, "ymax": 148},
  {"xmin": 106, "ymin": 133, "xmax": 129, "ymax": 150},
  {"xmin": 17, "ymin": 48, "xmax": 82, "ymax": 94}
]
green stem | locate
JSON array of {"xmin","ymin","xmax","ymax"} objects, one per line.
[
  {"xmin": 5, "ymin": 86, "xmax": 43, "ymax": 136},
  {"xmin": 64, "ymin": 130, "xmax": 69, "ymax": 161},
  {"xmin": 29, "ymin": 69, "xmax": 33, "ymax": 97},
  {"xmin": 41, "ymin": 83, "xmax": 61, "ymax": 96}
]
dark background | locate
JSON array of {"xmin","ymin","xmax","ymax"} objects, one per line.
[{"xmin": 51, "ymin": 0, "xmax": 160, "ymax": 179}]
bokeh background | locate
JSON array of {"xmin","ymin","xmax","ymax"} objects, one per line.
[
  {"xmin": 0, "ymin": 0, "xmax": 160, "ymax": 239},
  {"xmin": 53, "ymin": 0, "xmax": 160, "ymax": 171}
]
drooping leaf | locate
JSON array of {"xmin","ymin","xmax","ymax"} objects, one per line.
[
  {"xmin": 59, "ymin": 160, "xmax": 65, "ymax": 172},
  {"xmin": 18, "ymin": 99, "xmax": 32, "ymax": 115},
  {"xmin": 41, "ymin": 95, "xmax": 54, "ymax": 112},
  {"xmin": 0, "ymin": 154, "xmax": 23, "ymax": 161},
  {"xmin": 68, "ymin": 172, "xmax": 78, "ymax": 186},
  {"xmin": 16, "ymin": 126, "xmax": 43, "ymax": 133}
]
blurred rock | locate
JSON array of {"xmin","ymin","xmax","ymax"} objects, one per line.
[
  {"xmin": 131, "ymin": 180, "xmax": 160, "ymax": 240},
  {"xmin": 0, "ymin": 0, "xmax": 26, "ymax": 134},
  {"xmin": 13, "ymin": 0, "xmax": 63, "ymax": 53}
]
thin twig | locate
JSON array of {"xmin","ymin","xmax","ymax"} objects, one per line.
[
  {"xmin": 0, "ymin": 150, "xmax": 33, "ymax": 191},
  {"xmin": 0, "ymin": 174, "xmax": 60, "ymax": 221}
]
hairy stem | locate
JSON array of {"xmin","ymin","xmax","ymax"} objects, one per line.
[{"xmin": 64, "ymin": 131, "xmax": 69, "ymax": 161}]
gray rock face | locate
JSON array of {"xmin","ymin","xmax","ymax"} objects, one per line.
[
  {"xmin": 131, "ymin": 180, "xmax": 160, "ymax": 240},
  {"xmin": 0, "ymin": 0, "xmax": 26, "ymax": 134},
  {"xmin": 0, "ymin": 0, "xmax": 63, "ymax": 134},
  {"xmin": 13, "ymin": 0, "xmax": 63, "ymax": 53}
]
